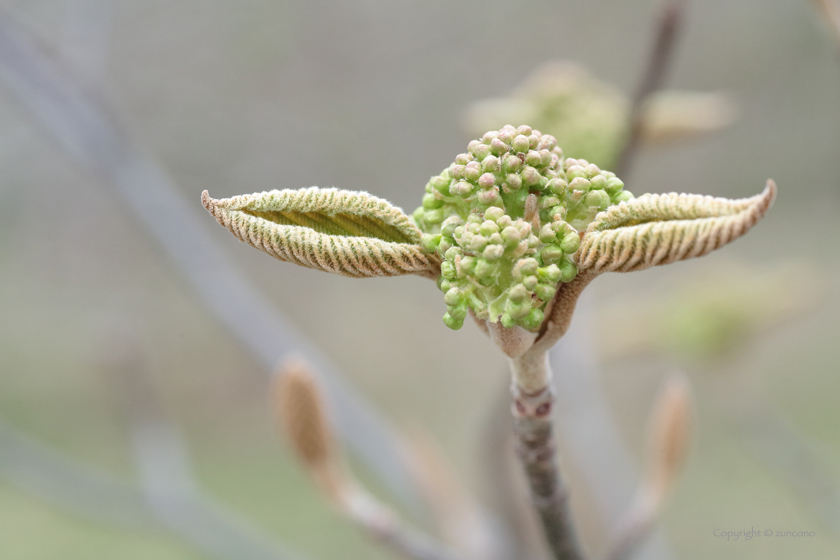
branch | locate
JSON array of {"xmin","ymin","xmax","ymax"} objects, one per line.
[
  {"xmin": 276, "ymin": 358, "xmax": 463, "ymax": 560},
  {"xmin": 614, "ymin": 0, "xmax": 687, "ymax": 178},
  {"xmin": 0, "ymin": 10, "xmax": 419, "ymax": 508},
  {"xmin": 508, "ymin": 352, "xmax": 584, "ymax": 560}
]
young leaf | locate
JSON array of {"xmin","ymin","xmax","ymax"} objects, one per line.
[
  {"xmin": 576, "ymin": 180, "xmax": 776, "ymax": 273},
  {"xmin": 202, "ymin": 188, "xmax": 440, "ymax": 278}
]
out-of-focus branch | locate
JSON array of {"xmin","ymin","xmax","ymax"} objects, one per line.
[
  {"xmin": 549, "ymin": 294, "xmax": 674, "ymax": 560},
  {"xmin": 405, "ymin": 428, "xmax": 509, "ymax": 560},
  {"xmin": 104, "ymin": 330, "xmax": 307, "ymax": 560},
  {"xmin": 275, "ymin": 359, "xmax": 462, "ymax": 560},
  {"xmin": 597, "ymin": 374, "xmax": 693, "ymax": 560},
  {"xmin": 0, "ymin": 417, "xmax": 305, "ymax": 560},
  {"xmin": 813, "ymin": 0, "xmax": 840, "ymax": 49},
  {"xmin": 614, "ymin": 0, "xmax": 687, "ymax": 178},
  {"xmin": 0, "ymin": 11, "xmax": 419, "ymax": 508},
  {"xmin": 0, "ymin": 419, "xmax": 156, "ymax": 528}
]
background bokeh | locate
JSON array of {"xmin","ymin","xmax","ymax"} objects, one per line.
[{"xmin": 0, "ymin": 0, "xmax": 839, "ymax": 559}]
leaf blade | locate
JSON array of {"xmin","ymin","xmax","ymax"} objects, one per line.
[
  {"xmin": 577, "ymin": 180, "xmax": 776, "ymax": 273},
  {"xmin": 203, "ymin": 188, "xmax": 440, "ymax": 278}
]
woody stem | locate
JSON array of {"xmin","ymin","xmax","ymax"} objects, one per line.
[{"xmin": 509, "ymin": 351, "xmax": 585, "ymax": 560}]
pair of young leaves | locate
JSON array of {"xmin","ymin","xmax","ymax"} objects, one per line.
[
  {"xmin": 202, "ymin": 180, "xmax": 774, "ymax": 279},
  {"xmin": 201, "ymin": 177, "xmax": 775, "ymax": 342}
]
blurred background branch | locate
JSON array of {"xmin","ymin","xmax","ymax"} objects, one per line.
[{"xmin": 0, "ymin": 9, "xmax": 420, "ymax": 509}]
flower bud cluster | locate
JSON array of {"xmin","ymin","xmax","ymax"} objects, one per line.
[{"xmin": 414, "ymin": 125, "xmax": 633, "ymax": 331}]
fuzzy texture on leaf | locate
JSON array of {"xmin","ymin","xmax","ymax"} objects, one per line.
[
  {"xmin": 202, "ymin": 188, "xmax": 440, "ymax": 278},
  {"xmin": 576, "ymin": 180, "xmax": 776, "ymax": 273}
]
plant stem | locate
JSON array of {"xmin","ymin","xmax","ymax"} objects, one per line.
[{"xmin": 509, "ymin": 351, "xmax": 584, "ymax": 560}]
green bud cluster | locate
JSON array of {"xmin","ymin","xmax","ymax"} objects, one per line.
[{"xmin": 413, "ymin": 125, "xmax": 633, "ymax": 331}]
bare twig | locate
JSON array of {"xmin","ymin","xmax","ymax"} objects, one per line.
[
  {"xmin": 275, "ymin": 359, "xmax": 463, "ymax": 560},
  {"xmin": 614, "ymin": 0, "xmax": 687, "ymax": 177},
  {"xmin": 0, "ymin": 10, "xmax": 419, "ymax": 508}
]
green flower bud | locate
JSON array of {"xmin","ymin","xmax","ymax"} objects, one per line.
[
  {"xmin": 479, "ymin": 220, "xmax": 500, "ymax": 236},
  {"xmin": 528, "ymin": 134, "xmax": 540, "ymax": 149},
  {"xmin": 497, "ymin": 215, "xmax": 513, "ymax": 229},
  {"xmin": 478, "ymin": 173, "xmax": 496, "ymax": 189},
  {"xmin": 444, "ymin": 287, "xmax": 463, "ymax": 306},
  {"xmin": 509, "ymin": 283, "xmax": 528, "ymax": 303},
  {"xmin": 472, "ymin": 143, "xmax": 491, "ymax": 161},
  {"xmin": 450, "ymin": 164, "xmax": 466, "ymax": 180},
  {"xmin": 614, "ymin": 190, "xmax": 634, "ymax": 203},
  {"xmin": 569, "ymin": 177, "xmax": 591, "ymax": 192},
  {"xmin": 506, "ymin": 299, "xmax": 531, "ymax": 320},
  {"xmin": 485, "ymin": 207, "xmax": 505, "ymax": 221},
  {"xmin": 525, "ymin": 150, "xmax": 542, "ymax": 167},
  {"xmin": 501, "ymin": 226, "xmax": 521, "ymax": 247},
  {"xmin": 421, "ymin": 233, "xmax": 441, "ymax": 253},
  {"xmin": 585, "ymin": 163, "xmax": 601, "ymax": 178},
  {"xmin": 584, "ymin": 189, "xmax": 611, "ymax": 210},
  {"xmin": 523, "ymin": 274, "xmax": 538, "ymax": 291},
  {"xmin": 455, "ymin": 153, "xmax": 471, "ymax": 165},
  {"xmin": 488, "ymin": 232, "xmax": 503, "ymax": 245},
  {"xmin": 490, "ymin": 137, "xmax": 509, "ymax": 155},
  {"xmin": 425, "ymin": 208, "xmax": 444, "ymax": 224},
  {"xmin": 549, "ymin": 178, "xmax": 568, "ymax": 196},
  {"xmin": 590, "ymin": 175, "xmax": 607, "ymax": 191},
  {"xmin": 482, "ymin": 130, "xmax": 498, "ymax": 144},
  {"xmin": 541, "ymin": 244, "xmax": 563, "ymax": 263},
  {"xmin": 413, "ymin": 206, "xmax": 425, "ymax": 223},
  {"xmin": 444, "ymin": 246, "xmax": 463, "ymax": 261},
  {"xmin": 538, "ymin": 135, "xmax": 557, "ymax": 151},
  {"xmin": 437, "ymin": 276, "xmax": 449, "ymax": 292},
  {"xmin": 475, "ymin": 258, "xmax": 499, "ymax": 279},
  {"xmin": 498, "ymin": 128, "xmax": 515, "ymax": 145},
  {"xmin": 477, "ymin": 188, "xmax": 501, "ymax": 206},
  {"xmin": 501, "ymin": 313, "xmax": 516, "ymax": 328},
  {"xmin": 505, "ymin": 173, "xmax": 523, "ymax": 191},
  {"xmin": 558, "ymin": 257, "xmax": 578, "ymax": 283},
  {"xmin": 441, "ymin": 261, "xmax": 457, "ymax": 279},
  {"xmin": 448, "ymin": 302, "xmax": 468, "ymax": 320},
  {"xmin": 441, "ymin": 216, "xmax": 462, "ymax": 237},
  {"xmin": 512, "ymin": 135, "xmax": 530, "ymax": 153},
  {"xmin": 451, "ymin": 180, "xmax": 474, "ymax": 198},
  {"xmin": 423, "ymin": 192, "xmax": 443, "ymax": 210},
  {"xmin": 539, "ymin": 150, "xmax": 553, "ymax": 167},
  {"xmin": 522, "ymin": 166, "xmax": 541, "ymax": 186},
  {"xmin": 443, "ymin": 312, "xmax": 464, "ymax": 330},
  {"xmin": 483, "ymin": 244, "xmax": 504, "ymax": 261},
  {"xmin": 521, "ymin": 308, "xmax": 545, "ymax": 330},
  {"xmin": 535, "ymin": 283, "xmax": 557, "ymax": 302},
  {"xmin": 482, "ymin": 155, "xmax": 501, "ymax": 173},
  {"xmin": 502, "ymin": 153, "xmax": 522, "ymax": 173},
  {"xmin": 469, "ymin": 235, "xmax": 488, "ymax": 252},
  {"xmin": 605, "ymin": 177, "xmax": 624, "ymax": 195},
  {"xmin": 539, "ymin": 264, "xmax": 562, "ymax": 283},
  {"xmin": 464, "ymin": 161, "xmax": 482, "ymax": 182},
  {"xmin": 540, "ymin": 195, "xmax": 561, "ymax": 210},
  {"xmin": 559, "ymin": 232, "xmax": 581, "ymax": 253},
  {"xmin": 460, "ymin": 256, "xmax": 477, "ymax": 275},
  {"xmin": 516, "ymin": 125, "xmax": 532, "ymax": 136},
  {"xmin": 520, "ymin": 258, "xmax": 539, "ymax": 276},
  {"xmin": 567, "ymin": 165, "xmax": 587, "ymax": 180}
]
